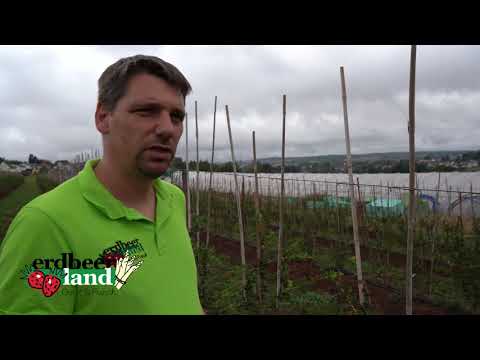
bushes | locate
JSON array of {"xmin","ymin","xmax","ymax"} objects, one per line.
[
  {"xmin": 36, "ymin": 175, "xmax": 60, "ymax": 194},
  {"xmin": 181, "ymin": 175, "xmax": 480, "ymax": 314},
  {"xmin": 0, "ymin": 172, "xmax": 24, "ymax": 198},
  {"xmin": 195, "ymin": 246, "xmax": 251, "ymax": 314}
]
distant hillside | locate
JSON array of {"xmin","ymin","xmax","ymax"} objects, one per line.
[{"xmin": 248, "ymin": 151, "xmax": 468, "ymax": 167}]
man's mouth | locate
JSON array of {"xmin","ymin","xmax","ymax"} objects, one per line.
[{"xmin": 145, "ymin": 145, "xmax": 172, "ymax": 160}]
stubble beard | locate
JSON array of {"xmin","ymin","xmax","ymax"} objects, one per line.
[{"xmin": 135, "ymin": 149, "xmax": 173, "ymax": 179}]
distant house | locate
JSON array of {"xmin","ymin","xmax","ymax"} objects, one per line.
[
  {"xmin": 0, "ymin": 162, "xmax": 33, "ymax": 174},
  {"xmin": 46, "ymin": 160, "xmax": 80, "ymax": 183},
  {"xmin": 39, "ymin": 160, "xmax": 53, "ymax": 167},
  {"xmin": 0, "ymin": 162, "xmax": 11, "ymax": 172},
  {"xmin": 53, "ymin": 160, "xmax": 70, "ymax": 167}
]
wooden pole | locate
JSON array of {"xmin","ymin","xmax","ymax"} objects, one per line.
[
  {"xmin": 386, "ymin": 182, "xmax": 391, "ymax": 267},
  {"xmin": 429, "ymin": 172, "xmax": 442, "ymax": 297},
  {"xmin": 458, "ymin": 191, "xmax": 464, "ymax": 229},
  {"xmin": 446, "ymin": 179, "xmax": 451, "ymax": 217},
  {"xmin": 252, "ymin": 131, "xmax": 263, "ymax": 304},
  {"xmin": 185, "ymin": 113, "xmax": 192, "ymax": 232},
  {"xmin": 357, "ymin": 177, "xmax": 368, "ymax": 228},
  {"xmin": 340, "ymin": 66, "xmax": 365, "ymax": 306},
  {"xmin": 406, "ymin": 44, "xmax": 417, "ymax": 315},
  {"xmin": 303, "ymin": 176, "xmax": 307, "ymax": 199},
  {"xmin": 225, "ymin": 105, "xmax": 247, "ymax": 300},
  {"xmin": 302, "ymin": 175, "xmax": 308, "ymax": 248},
  {"xmin": 435, "ymin": 172, "xmax": 441, "ymax": 214},
  {"xmin": 206, "ymin": 96, "xmax": 217, "ymax": 248},
  {"xmin": 276, "ymin": 95, "xmax": 287, "ymax": 306},
  {"xmin": 335, "ymin": 180, "xmax": 340, "ymax": 236},
  {"xmin": 195, "ymin": 101, "xmax": 200, "ymax": 248},
  {"xmin": 471, "ymin": 182, "xmax": 475, "ymax": 219}
]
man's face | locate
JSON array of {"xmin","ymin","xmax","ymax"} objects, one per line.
[{"xmin": 97, "ymin": 73, "xmax": 185, "ymax": 178}]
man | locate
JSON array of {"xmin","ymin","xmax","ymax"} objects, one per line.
[{"xmin": 0, "ymin": 55, "xmax": 203, "ymax": 315}]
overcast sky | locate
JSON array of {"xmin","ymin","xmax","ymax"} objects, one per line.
[{"xmin": 0, "ymin": 45, "xmax": 479, "ymax": 163}]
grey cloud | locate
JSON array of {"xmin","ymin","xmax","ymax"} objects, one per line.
[{"xmin": 0, "ymin": 45, "xmax": 479, "ymax": 163}]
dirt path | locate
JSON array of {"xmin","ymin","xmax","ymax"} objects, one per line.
[{"xmin": 201, "ymin": 232, "xmax": 452, "ymax": 315}]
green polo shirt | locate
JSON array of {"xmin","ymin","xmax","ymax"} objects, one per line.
[{"xmin": 0, "ymin": 160, "xmax": 202, "ymax": 315}]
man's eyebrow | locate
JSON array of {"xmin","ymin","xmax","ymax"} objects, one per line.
[
  {"xmin": 128, "ymin": 101, "xmax": 161, "ymax": 109},
  {"xmin": 128, "ymin": 101, "xmax": 185, "ymax": 114}
]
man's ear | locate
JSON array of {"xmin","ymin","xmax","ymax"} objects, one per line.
[{"xmin": 95, "ymin": 103, "xmax": 111, "ymax": 135}]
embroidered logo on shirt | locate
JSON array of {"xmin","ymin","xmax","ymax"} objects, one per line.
[{"xmin": 19, "ymin": 239, "xmax": 147, "ymax": 297}]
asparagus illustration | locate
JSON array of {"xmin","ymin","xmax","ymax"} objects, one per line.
[{"xmin": 114, "ymin": 251, "xmax": 143, "ymax": 290}]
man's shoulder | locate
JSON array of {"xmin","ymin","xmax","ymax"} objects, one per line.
[
  {"xmin": 27, "ymin": 175, "xmax": 82, "ymax": 215},
  {"xmin": 157, "ymin": 179, "xmax": 185, "ymax": 202},
  {"xmin": 2, "ymin": 177, "xmax": 82, "ymax": 251}
]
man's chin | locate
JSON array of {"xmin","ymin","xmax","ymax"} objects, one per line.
[{"xmin": 138, "ymin": 162, "xmax": 170, "ymax": 179}]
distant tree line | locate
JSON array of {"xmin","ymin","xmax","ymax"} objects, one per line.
[
  {"xmin": 170, "ymin": 154, "xmax": 478, "ymax": 174},
  {"xmin": 461, "ymin": 150, "xmax": 480, "ymax": 161},
  {"xmin": 170, "ymin": 158, "xmax": 301, "ymax": 173}
]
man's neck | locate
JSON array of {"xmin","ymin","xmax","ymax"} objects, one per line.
[{"xmin": 93, "ymin": 158, "xmax": 156, "ymax": 212}]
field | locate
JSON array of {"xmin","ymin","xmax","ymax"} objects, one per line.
[
  {"xmin": 0, "ymin": 171, "xmax": 24, "ymax": 199},
  {"xmin": 174, "ymin": 171, "xmax": 480, "ymax": 315},
  {"xmin": 2, "ymin": 169, "xmax": 479, "ymax": 315},
  {"xmin": 0, "ymin": 174, "xmax": 57, "ymax": 240}
]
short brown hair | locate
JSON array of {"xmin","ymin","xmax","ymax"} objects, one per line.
[{"xmin": 98, "ymin": 54, "xmax": 192, "ymax": 111}]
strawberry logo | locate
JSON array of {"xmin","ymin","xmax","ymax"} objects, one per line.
[
  {"xmin": 27, "ymin": 270, "xmax": 45, "ymax": 289},
  {"xmin": 20, "ymin": 265, "xmax": 63, "ymax": 298},
  {"xmin": 42, "ymin": 274, "xmax": 61, "ymax": 297},
  {"xmin": 103, "ymin": 252, "xmax": 125, "ymax": 268}
]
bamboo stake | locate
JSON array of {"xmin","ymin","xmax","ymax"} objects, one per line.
[
  {"xmin": 303, "ymin": 176, "xmax": 307, "ymax": 199},
  {"xmin": 185, "ymin": 113, "xmax": 192, "ymax": 232},
  {"xmin": 357, "ymin": 177, "xmax": 367, "ymax": 228},
  {"xmin": 446, "ymin": 179, "xmax": 452, "ymax": 217},
  {"xmin": 428, "ymin": 172, "xmax": 441, "ymax": 297},
  {"xmin": 206, "ymin": 96, "xmax": 217, "ymax": 248},
  {"xmin": 296, "ymin": 181, "xmax": 300, "ymax": 203},
  {"xmin": 325, "ymin": 182, "xmax": 330, "ymax": 231},
  {"xmin": 340, "ymin": 66, "xmax": 365, "ymax": 306},
  {"xmin": 225, "ymin": 105, "xmax": 247, "ymax": 300},
  {"xmin": 252, "ymin": 131, "xmax": 263, "ymax": 304},
  {"xmin": 241, "ymin": 175, "xmax": 246, "ymax": 236},
  {"xmin": 406, "ymin": 44, "xmax": 417, "ymax": 316},
  {"xmin": 435, "ymin": 172, "xmax": 441, "ymax": 215},
  {"xmin": 471, "ymin": 182, "xmax": 475, "ymax": 219},
  {"xmin": 267, "ymin": 179, "xmax": 272, "ymax": 216},
  {"xmin": 335, "ymin": 180, "xmax": 340, "ymax": 236},
  {"xmin": 387, "ymin": 183, "xmax": 391, "ymax": 267},
  {"xmin": 312, "ymin": 181, "xmax": 317, "ymax": 247},
  {"xmin": 302, "ymin": 175, "xmax": 308, "ymax": 249},
  {"xmin": 195, "ymin": 101, "xmax": 200, "ymax": 248},
  {"xmin": 276, "ymin": 94, "xmax": 287, "ymax": 306},
  {"xmin": 458, "ymin": 191, "xmax": 463, "ymax": 230}
]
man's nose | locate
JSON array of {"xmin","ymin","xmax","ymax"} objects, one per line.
[{"xmin": 154, "ymin": 110, "xmax": 176, "ymax": 137}]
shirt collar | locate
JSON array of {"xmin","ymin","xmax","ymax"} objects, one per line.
[{"xmin": 78, "ymin": 159, "xmax": 172, "ymax": 223}]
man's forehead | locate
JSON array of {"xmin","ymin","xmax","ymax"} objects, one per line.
[{"xmin": 124, "ymin": 74, "xmax": 185, "ymax": 107}]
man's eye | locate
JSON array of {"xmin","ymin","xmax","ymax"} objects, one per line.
[
  {"xmin": 135, "ymin": 109, "xmax": 153, "ymax": 116},
  {"xmin": 171, "ymin": 112, "xmax": 185, "ymax": 123}
]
